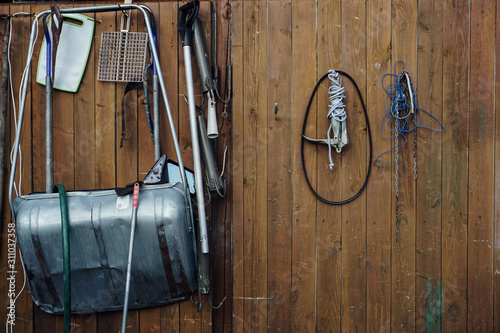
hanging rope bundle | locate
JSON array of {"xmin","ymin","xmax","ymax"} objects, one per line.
[
  {"xmin": 326, "ymin": 70, "xmax": 347, "ymax": 169},
  {"xmin": 374, "ymin": 60, "xmax": 445, "ymax": 241},
  {"xmin": 301, "ymin": 70, "xmax": 373, "ymax": 205}
]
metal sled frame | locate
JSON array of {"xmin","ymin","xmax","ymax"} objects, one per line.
[
  {"xmin": 7, "ymin": 5, "xmax": 198, "ymax": 313},
  {"xmin": 8, "ymin": 4, "xmax": 191, "ymax": 222}
]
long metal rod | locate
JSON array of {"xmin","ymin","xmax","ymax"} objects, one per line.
[
  {"xmin": 183, "ymin": 45, "xmax": 209, "ymax": 254},
  {"xmin": 45, "ymin": 77, "xmax": 52, "ymax": 193},
  {"xmin": 121, "ymin": 182, "xmax": 140, "ymax": 333},
  {"xmin": 9, "ymin": 5, "xmax": 188, "ymax": 217},
  {"xmin": 153, "ymin": 75, "xmax": 160, "ymax": 161}
]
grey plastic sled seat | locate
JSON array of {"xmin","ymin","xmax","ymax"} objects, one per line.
[{"xmin": 9, "ymin": 5, "xmax": 197, "ymax": 314}]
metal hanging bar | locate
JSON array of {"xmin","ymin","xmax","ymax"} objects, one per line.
[{"xmin": 9, "ymin": 4, "xmax": 189, "ymax": 217}]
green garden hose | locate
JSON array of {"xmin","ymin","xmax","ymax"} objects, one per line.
[{"xmin": 54, "ymin": 183, "xmax": 71, "ymax": 333}]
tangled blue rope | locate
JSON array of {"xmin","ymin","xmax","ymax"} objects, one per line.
[{"xmin": 374, "ymin": 60, "xmax": 445, "ymax": 167}]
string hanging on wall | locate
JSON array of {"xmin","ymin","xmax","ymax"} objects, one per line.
[{"xmin": 373, "ymin": 60, "xmax": 445, "ymax": 242}]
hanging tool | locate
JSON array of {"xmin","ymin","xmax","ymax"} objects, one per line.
[
  {"xmin": 97, "ymin": 11, "xmax": 148, "ymax": 82},
  {"xmin": 36, "ymin": 13, "xmax": 95, "ymax": 93},
  {"xmin": 178, "ymin": 0, "xmax": 210, "ymax": 297},
  {"xmin": 121, "ymin": 182, "xmax": 140, "ymax": 333},
  {"xmin": 192, "ymin": 17, "xmax": 218, "ymax": 138},
  {"xmin": 197, "ymin": 114, "xmax": 225, "ymax": 194},
  {"xmin": 42, "ymin": 5, "xmax": 63, "ymax": 193}
]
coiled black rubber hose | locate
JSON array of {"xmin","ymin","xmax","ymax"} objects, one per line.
[{"xmin": 301, "ymin": 70, "xmax": 373, "ymax": 205}]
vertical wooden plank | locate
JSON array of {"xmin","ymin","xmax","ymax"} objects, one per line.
[
  {"xmin": 290, "ymin": 1, "xmax": 316, "ymax": 332},
  {"xmin": 199, "ymin": 5, "xmax": 214, "ymax": 331},
  {"xmin": 5, "ymin": 4, "xmax": 34, "ymax": 332},
  {"xmin": 94, "ymin": 10, "xmax": 116, "ymax": 191},
  {"xmin": 316, "ymin": 0, "xmax": 342, "ymax": 331},
  {"xmin": 340, "ymin": 1, "xmax": 367, "ymax": 331},
  {"xmin": 72, "ymin": 4, "xmax": 98, "ymax": 332},
  {"xmin": 441, "ymin": 0, "xmax": 469, "ymax": 331},
  {"xmin": 213, "ymin": 1, "xmax": 233, "ymax": 331},
  {"xmin": 31, "ymin": 3, "xmax": 49, "ymax": 195},
  {"xmin": 415, "ymin": 1, "xmax": 443, "ymax": 331},
  {"xmin": 494, "ymin": 1, "xmax": 500, "ymax": 330},
  {"xmin": 157, "ymin": 1, "xmax": 181, "ymax": 330},
  {"xmin": 209, "ymin": 1, "xmax": 233, "ymax": 330},
  {"xmin": 158, "ymin": 0, "xmax": 179, "ymax": 161},
  {"xmin": 94, "ymin": 8, "xmax": 121, "ymax": 333},
  {"xmin": 266, "ymin": 0, "xmax": 292, "ymax": 332},
  {"xmin": 391, "ymin": 0, "xmax": 417, "ymax": 331},
  {"xmin": 241, "ymin": 1, "xmax": 267, "ymax": 331},
  {"xmin": 1, "ymin": 6, "xmax": 10, "ymax": 331},
  {"xmin": 74, "ymin": 8, "xmax": 96, "ymax": 192},
  {"xmin": 231, "ymin": 1, "xmax": 244, "ymax": 331},
  {"xmin": 468, "ymin": 0, "xmax": 495, "ymax": 331},
  {"xmin": 365, "ymin": 0, "xmax": 392, "ymax": 330}
]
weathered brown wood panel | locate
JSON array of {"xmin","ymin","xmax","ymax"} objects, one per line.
[
  {"xmin": 415, "ymin": 1, "xmax": 443, "ymax": 332},
  {"xmin": 290, "ymin": 1, "xmax": 316, "ymax": 331},
  {"xmin": 2, "ymin": 0, "xmax": 500, "ymax": 332},
  {"xmin": 442, "ymin": 0, "xmax": 469, "ymax": 331},
  {"xmin": 0, "ymin": 1, "xmax": 231, "ymax": 332},
  {"xmin": 365, "ymin": 0, "xmax": 392, "ymax": 331},
  {"xmin": 316, "ymin": 0, "xmax": 341, "ymax": 331}
]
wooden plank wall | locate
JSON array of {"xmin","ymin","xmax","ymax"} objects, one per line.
[
  {"xmin": 1, "ymin": 0, "xmax": 500, "ymax": 332},
  {"xmin": 231, "ymin": 0, "xmax": 499, "ymax": 332},
  {"xmin": 0, "ymin": 1, "xmax": 232, "ymax": 332}
]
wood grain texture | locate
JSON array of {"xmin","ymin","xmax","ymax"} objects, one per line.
[
  {"xmin": 391, "ymin": 0, "xmax": 417, "ymax": 331},
  {"xmin": 495, "ymin": 1, "xmax": 500, "ymax": 331},
  {"xmin": 316, "ymin": 0, "xmax": 341, "ymax": 331},
  {"xmin": 231, "ymin": 1, "xmax": 244, "ymax": 331},
  {"xmin": 468, "ymin": 0, "xmax": 495, "ymax": 331},
  {"xmin": 290, "ymin": 1, "xmax": 316, "ymax": 332},
  {"xmin": 2, "ymin": 1, "xmax": 500, "ymax": 331},
  {"xmin": 340, "ymin": 1, "xmax": 367, "ymax": 331},
  {"xmin": 214, "ymin": 1, "xmax": 233, "ymax": 331},
  {"xmin": 72, "ymin": 4, "xmax": 99, "ymax": 332},
  {"xmin": 266, "ymin": 1, "xmax": 292, "ymax": 332},
  {"xmin": 365, "ymin": 0, "xmax": 392, "ymax": 331},
  {"xmin": 5, "ymin": 4, "xmax": 33, "ymax": 333},
  {"xmin": 441, "ymin": 0, "xmax": 469, "ymax": 331},
  {"xmin": 242, "ymin": 1, "xmax": 268, "ymax": 331},
  {"xmin": 415, "ymin": 1, "xmax": 443, "ymax": 332}
]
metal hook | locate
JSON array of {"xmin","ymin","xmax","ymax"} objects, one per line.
[
  {"xmin": 182, "ymin": 93, "xmax": 206, "ymax": 111},
  {"xmin": 190, "ymin": 289, "xmax": 203, "ymax": 312},
  {"xmin": 208, "ymin": 292, "xmax": 226, "ymax": 310},
  {"xmin": 117, "ymin": 3, "xmax": 127, "ymax": 16},
  {"xmin": 86, "ymin": 17, "xmax": 102, "ymax": 24}
]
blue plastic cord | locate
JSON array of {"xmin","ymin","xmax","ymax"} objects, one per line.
[
  {"xmin": 374, "ymin": 60, "xmax": 445, "ymax": 167},
  {"xmin": 45, "ymin": 30, "xmax": 51, "ymax": 77},
  {"xmin": 152, "ymin": 28, "xmax": 157, "ymax": 75}
]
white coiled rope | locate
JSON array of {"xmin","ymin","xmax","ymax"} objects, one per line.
[{"xmin": 326, "ymin": 70, "xmax": 346, "ymax": 169}]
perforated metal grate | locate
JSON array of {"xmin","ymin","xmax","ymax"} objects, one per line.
[{"xmin": 97, "ymin": 31, "xmax": 148, "ymax": 82}]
